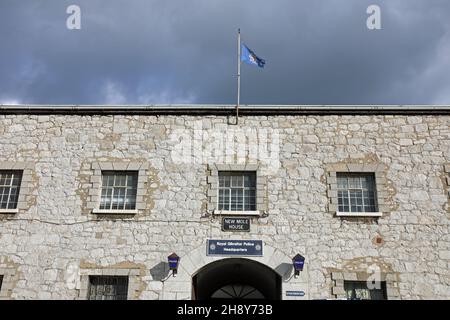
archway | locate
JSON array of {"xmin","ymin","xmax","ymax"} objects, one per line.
[{"xmin": 192, "ymin": 258, "xmax": 282, "ymax": 300}]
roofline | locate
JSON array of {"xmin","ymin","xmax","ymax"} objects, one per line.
[{"xmin": 1, "ymin": 104, "xmax": 450, "ymax": 115}]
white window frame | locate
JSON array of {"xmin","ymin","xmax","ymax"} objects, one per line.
[
  {"xmin": 88, "ymin": 162, "xmax": 150, "ymax": 215},
  {"xmin": 97, "ymin": 171, "xmax": 138, "ymax": 212},
  {"xmin": 217, "ymin": 171, "xmax": 257, "ymax": 212},
  {"xmin": 327, "ymin": 162, "xmax": 389, "ymax": 218},
  {"xmin": 207, "ymin": 164, "xmax": 267, "ymax": 216},
  {"xmin": 336, "ymin": 173, "xmax": 381, "ymax": 217},
  {"xmin": 0, "ymin": 170, "xmax": 22, "ymax": 212},
  {"xmin": 0, "ymin": 162, "xmax": 34, "ymax": 215}
]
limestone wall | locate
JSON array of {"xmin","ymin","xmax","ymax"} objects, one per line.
[{"xmin": 0, "ymin": 114, "xmax": 448, "ymax": 299}]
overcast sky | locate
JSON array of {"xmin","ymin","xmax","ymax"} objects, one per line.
[{"xmin": 1, "ymin": 0, "xmax": 449, "ymax": 105}]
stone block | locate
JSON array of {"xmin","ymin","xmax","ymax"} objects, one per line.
[
  {"xmin": 331, "ymin": 272, "xmax": 343, "ymax": 280},
  {"xmin": 332, "ymin": 286, "xmax": 345, "ymax": 295},
  {"xmin": 91, "ymin": 162, "xmax": 100, "ymax": 170},
  {"xmin": 109, "ymin": 161, "xmax": 128, "ymax": 171},
  {"xmin": 327, "ymin": 175, "xmax": 337, "ymax": 184},
  {"xmin": 346, "ymin": 163, "xmax": 364, "ymax": 172},
  {"xmin": 362, "ymin": 163, "xmax": 379, "ymax": 172},
  {"xmin": 114, "ymin": 269, "xmax": 130, "ymax": 276},
  {"xmin": 98, "ymin": 162, "xmax": 113, "ymax": 171},
  {"xmin": 135, "ymin": 202, "xmax": 146, "ymax": 210},
  {"xmin": 215, "ymin": 164, "xmax": 231, "ymax": 171},
  {"xmin": 20, "ymin": 174, "xmax": 33, "ymax": 183},
  {"xmin": 207, "ymin": 202, "xmax": 216, "ymax": 210},
  {"xmin": 229, "ymin": 164, "xmax": 246, "ymax": 171},
  {"xmin": 343, "ymin": 272, "xmax": 357, "ymax": 281},
  {"xmin": 245, "ymin": 164, "xmax": 259, "ymax": 171},
  {"xmin": 0, "ymin": 162, "xmax": 14, "ymax": 169},
  {"xmin": 127, "ymin": 162, "xmax": 142, "ymax": 171}
]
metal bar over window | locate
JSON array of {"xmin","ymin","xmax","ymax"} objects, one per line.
[
  {"xmin": 218, "ymin": 172, "xmax": 256, "ymax": 211},
  {"xmin": 344, "ymin": 280, "xmax": 387, "ymax": 300},
  {"xmin": 88, "ymin": 276, "xmax": 129, "ymax": 300},
  {"xmin": 337, "ymin": 173, "xmax": 377, "ymax": 213},
  {"xmin": 100, "ymin": 171, "xmax": 138, "ymax": 210}
]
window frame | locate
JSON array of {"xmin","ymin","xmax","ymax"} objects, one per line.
[
  {"xmin": 336, "ymin": 173, "xmax": 378, "ymax": 214},
  {"xmin": 344, "ymin": 280, "xmax": 387, "ymax": 300},
  {"xmin": 78, "ymin": 268, "xmax": 141, "ymax": 300},
  {"xmin": 88, "ymin": 275, "xmax": 129, "ymax": 300},
  {"xmin": 98, "ymin": 171, "xmax": 138, "ymax": 212},
  {"xmin": 331, "ymin": 270, "xmax": 399, "ymax": 300},
  {"xmin": 217, "ymin": 171, "xmax": 257, "ymax": 212},
  {"xmin": 326, "ymin": 162, "xmax": 388, "ymax": 218},
  {"xmin": 207, "ymin": 164, "xmax": 267, "ymax": 217},
  {"xmin": 88, "ymin": 162, "xmax": 150, "ymax": 215},
  {"xmin": 0, "ymin": 162, "xmax": 34, "ymax": 215},
  {"xmin": 0, "ymin": 170, "xmax": 22, "ymax": 211}
]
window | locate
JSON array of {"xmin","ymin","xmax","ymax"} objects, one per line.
[
  {"xmin": 99, "ymin": 171, "xmax": 138, "ymax": 210},
  {"xmin": 0, "ymin": 171, "xmax": 22, "ymax": 210},
  {"xmin": 337, "ymin": 173, "xmax": 377, "ymax": 213},
  {"xmin": 0, "ymin": 275, "xmax": 3, "ymax": 291},
  {"xmin": 207, "ymin": 164, "xmax": 267, "ymax": 216},
  {"xmin": 88, "ymin": 276, "xmax": 129, "ymax": 300},
  {"xmin": 344, "ymin": 281, "xmax": 387, "ymax": 300},
  {"xmin": 218, "ymin": 172, "xmax": 256, "ymax": 211}
]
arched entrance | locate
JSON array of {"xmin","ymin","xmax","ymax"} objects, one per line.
[{"xmin": 192, "ymin": 258, "xmax": 282, "ymax": 300}]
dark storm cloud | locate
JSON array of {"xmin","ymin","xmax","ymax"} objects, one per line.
[{"xmin": 0, "ymin": 0, "xmax": 449, "ymax": 105}]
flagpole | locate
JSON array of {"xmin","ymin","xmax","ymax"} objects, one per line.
[{"xmin": 236, "ymin": 28, "xmax": 241, "ymax": 125}]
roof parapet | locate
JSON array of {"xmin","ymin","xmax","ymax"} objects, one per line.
[{"xmin": 1, "ymin": 104, "xmax": 449, "ymax": 115}]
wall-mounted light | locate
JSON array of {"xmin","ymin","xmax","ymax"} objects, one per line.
[
  {"xmin": 168, "ymin": 253, "xmax": 180, "ymax": 277},
  {"xmin": 292, "ymin": 254, "xmax": 305, "ymax": 278}
]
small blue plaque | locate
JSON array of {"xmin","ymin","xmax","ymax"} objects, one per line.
[
  {"xmin": 286, "ymin": 291, "xmax": 305, "ymax": 297},
  {"xmin": 207, "ymin": 240, "xmax": 263, "ymax": 256}
]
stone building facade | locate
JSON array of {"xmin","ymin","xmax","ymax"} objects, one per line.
[{"xmin": 0, "ymin": 105, "xmax": 449, "ymax": 300}]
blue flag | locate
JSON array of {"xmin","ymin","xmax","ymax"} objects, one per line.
[{"xmin": 241, "ymin": 44, "xmax": 265, "ymax": 68}]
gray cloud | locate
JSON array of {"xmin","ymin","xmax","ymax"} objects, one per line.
[{"xmin": 0, "ymin": 0, "xmax": 449, "ymax": 104}]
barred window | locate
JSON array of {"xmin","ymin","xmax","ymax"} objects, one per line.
[
  {"xmin": 88, "ymin": 276, "xmax": 128, "ymax": 300},
  {"xmin": 337, "ymin": 173, "xmax": 377, "ymax": 213},
  {"xmin": 0, "ymin": 171, "xmax": 22, "ymax": 210},
  {"xmin": 344, "ymin": 281, "xmax": 387, "ymax": 300},
  {"xmin": 99, "ymin": 171, "xmax": 138, "ymax": 210},
  {"xmin": 218, "ymin": 172, "xmax": 256, "ymax": 211}
]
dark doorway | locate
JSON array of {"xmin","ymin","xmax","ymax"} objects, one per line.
[{"xmin": 192, "ymin": 258, "xmax": 281, "ymax": 300}]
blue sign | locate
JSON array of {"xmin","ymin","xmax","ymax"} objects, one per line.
[
  {"xmin": 206, "ymin": 240, "xmax": 263, "ymax": 256},
  {"xmin": 168, "ymin": 259, "xmax": 178, "ymax": 269},
  {"xmin": 286, "ymin": 291, "xmax": 305, "ymax": 297},
  {"xmin": 292, "ymin": 254, "xmax": 305, "ymax": 271},
  {"xmin": 294, "ymin": 260, "xmax": 304, "ymax": 270}
]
